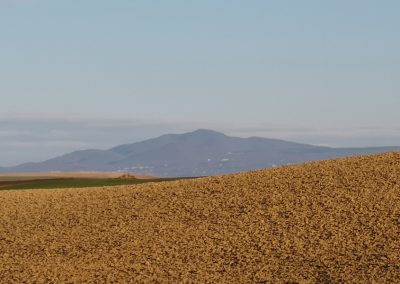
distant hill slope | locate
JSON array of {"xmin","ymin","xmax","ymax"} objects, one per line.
[
  {"xmin": 1, "ymin": 152, "xmax": 400, "ymax": 282},
  {"xmin": 1, "ymin": 129, "xmax": 400, "ymax": 177}
]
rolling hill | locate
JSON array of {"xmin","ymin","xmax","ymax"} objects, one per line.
[
  {"xmin": 1, "ymin": 152, "xmax": 399, "ymax": 282},
  {"xmin": 1, "ymin": 129, "xmax": 399, "ymax": 177}
]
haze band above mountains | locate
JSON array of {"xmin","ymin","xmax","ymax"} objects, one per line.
[{"xmin": 1, "ymin": 129, "xmax": 399, "ymax": 177}]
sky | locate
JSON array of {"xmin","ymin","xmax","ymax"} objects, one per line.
[{"xmin": 1, "ymin": 0, "xmax": 400, "ymax": 166}]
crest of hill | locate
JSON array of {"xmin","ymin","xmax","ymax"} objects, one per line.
[{"xmin": 1, "ymin": 152, "xmax": 400, "ymax": 282}]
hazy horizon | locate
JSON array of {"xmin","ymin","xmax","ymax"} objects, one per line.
[{"xmin": 1, "ymin": 1, "xmax": 399, "ymax": 166}]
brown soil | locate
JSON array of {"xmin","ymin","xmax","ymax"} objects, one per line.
[
  {"xmin": 0, "ymin": 181, "xmax": 30, "ymax": 187},
  {"xmin": 0, "ymin": 171, "xmax": 155, "ymax": 181},
  {"xmin": 0, "ymin": 179, "xmax": 54, "ymax": 188},
  {"xmin": 0, "ymin": 152, "xmax": 399, "ymax": 283}
]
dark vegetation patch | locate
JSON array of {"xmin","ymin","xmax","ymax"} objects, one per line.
[{"xmin": 0, "ymin": 178, "xmax": 177, "ymax": 190}]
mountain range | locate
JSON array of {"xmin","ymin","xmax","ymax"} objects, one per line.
[{"xmin": 1, "ymin": 129, "xmax": 399, "ymax": 177}]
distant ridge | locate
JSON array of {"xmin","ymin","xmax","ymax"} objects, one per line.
[{"xmin": 1, "ymin": 129, "xmax": 399, "ymax": 177}]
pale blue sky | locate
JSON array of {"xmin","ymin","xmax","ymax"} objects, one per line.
[{"xmin": 1, "ymin": 1, "xmax": 400, "ymax": 165}]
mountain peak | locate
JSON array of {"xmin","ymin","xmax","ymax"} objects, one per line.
[
  {"xmin": 2, "ymin": 129, "xmax": 400, "ymax": 177},
  {"xmin": 186, "ymin": 129, "xmax": 226, "ymax": 136}
]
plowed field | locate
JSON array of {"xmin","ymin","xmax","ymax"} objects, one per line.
[{"xmin": 1, "ymin": 153, "xmax": 399, "ymax": 283}]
